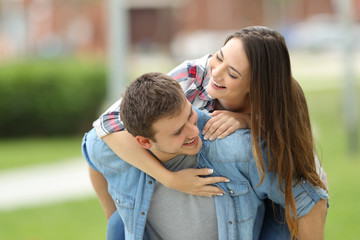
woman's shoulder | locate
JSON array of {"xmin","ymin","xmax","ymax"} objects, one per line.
[{"xmin": 168, "ymin": 54, "xmax": 211, "ymax": 78}]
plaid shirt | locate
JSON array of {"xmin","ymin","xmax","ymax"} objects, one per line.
[{"xmin": 93, "ymin": 55, "xmax": 215, "ymax": 138}]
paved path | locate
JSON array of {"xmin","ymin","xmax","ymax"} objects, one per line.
[{"xmin": 0, "ymin": 158, "xmax": 95, "ymax": 211}]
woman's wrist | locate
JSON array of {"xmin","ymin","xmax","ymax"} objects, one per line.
[{"xmin": 157, "ymin": 169, "xmax": 176, "ymax": 188}]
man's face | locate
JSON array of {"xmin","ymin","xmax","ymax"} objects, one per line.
[{"xmin": 149, "ymin": 100, "xmax": 202, "ymax": 161}]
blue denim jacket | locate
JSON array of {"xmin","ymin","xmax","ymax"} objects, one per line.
[
  {"xmin": 81, "ymin": 108, "xmax": 328, "ymax": 240},
  {"xmin": 195, "ymin": 108, "xmax": 328, "ymax": 239}
]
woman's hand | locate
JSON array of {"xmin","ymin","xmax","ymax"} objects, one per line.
[
  {"xmin": 202, "ymin": 110, "xmax": 251, "ymax": 141},
  {"xmin": 164, "ymin": 168, "xmax": 230, "ymax": 197}
]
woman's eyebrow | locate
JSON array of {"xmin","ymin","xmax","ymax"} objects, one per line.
[
  {"xmin": 220, "ymin": 48, "xmax": 242, "ymax": 76},
  {"xmin": 220, "ymin": 49, "xmax": 224, "ymax": 58}
]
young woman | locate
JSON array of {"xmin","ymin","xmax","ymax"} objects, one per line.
[{"xmin": 91, "ymin": 26, "xmax": 328, "ymax": 239}]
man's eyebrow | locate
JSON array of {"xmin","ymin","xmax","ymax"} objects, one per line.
[
  {"xmin": 220, "ymin": 48, "xmax": 242, "ymax": 77},
  {"xmin": 172, "ymin": 106, "xmax": 193, "ymax": 135}
]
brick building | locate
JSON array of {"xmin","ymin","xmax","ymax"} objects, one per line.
[{"xmin": 0, "ymin": 0, "xmax": 358, "ymax": 60}]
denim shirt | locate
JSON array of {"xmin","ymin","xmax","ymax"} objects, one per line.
[
  {"xmin": 81, "ymin": 108, "xmax": 328, "ymax": 240},
  {"xmin": 195, "ymin": 108, "xmax": 328, "ymax": 239}
]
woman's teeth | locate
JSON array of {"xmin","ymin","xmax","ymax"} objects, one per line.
[{"xmin": 213, "ymin": 80, "xmax": 225, "ymax": 88}]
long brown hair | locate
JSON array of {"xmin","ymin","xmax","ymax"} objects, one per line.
[{"xmin": 225, "ymin": 26, "xmax": 326, "ymax": 239}]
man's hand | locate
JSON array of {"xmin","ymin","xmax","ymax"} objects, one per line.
[
  {"xmin": 164, "ymin": 168, "xmax": 229, "ymax": 197},
  {"xmin": 202, "ymin": 111, "xmax": 251, "ymax": 141}
]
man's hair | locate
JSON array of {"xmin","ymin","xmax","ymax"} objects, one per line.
[{"xmin": 120, "ymin": 72, "xmax": 186, "ymax": 141}]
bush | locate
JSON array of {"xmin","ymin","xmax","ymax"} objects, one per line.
[{"xmin": 0, "ymin": 58, "xmax": 106, "ymax": 137}]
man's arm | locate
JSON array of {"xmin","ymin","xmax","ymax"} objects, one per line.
[
  {"xmin": 298, "ymin": 199, "xmax": 328, "ymax": 240},
  {"xmin": 88, "ymin": 166, "xmax": 116, "ymax": 220}
]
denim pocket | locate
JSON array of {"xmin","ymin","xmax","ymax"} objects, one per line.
[
  {"xmin": 226, "ymin": 181, "xmax": 253, "ymax": 223},
  {"xmin": 109, "ymin": 186, "xmax": 135, "ymax": 233}
]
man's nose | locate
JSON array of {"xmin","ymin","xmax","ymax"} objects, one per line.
[{"xmin": 186, "ymin": 122, "xmax": 199, "ymax": 138}]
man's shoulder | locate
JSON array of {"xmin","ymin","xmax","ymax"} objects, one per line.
[
  {"xmin": 200, "ymin": 128, "xmax": 252, "ymax": 164},
  {"xmin": 194, "ymin": 107, "xmax": 210, "ymax": 128},
  {"xmin": 214, "ymin": 129, "xmax": 252, "ymax": 147}
]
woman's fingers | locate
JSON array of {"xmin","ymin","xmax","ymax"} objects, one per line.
[
  {"xmin": 203, "ymin": 117, "xmax": 237, "ymax": 140},
  {"xmin": 202, "ymin": 175, "xmax": 230, "ymax": 185},
  {"xmin": 197, "ymin": 185, "xmax": 227, "ymax": 197},
  {"xmin": 209, "ymin": 122, "xmax": 237, "ymax": 140},
  {"xmin": 202, "ymin": 111, "xmax": 250, "ymax": 141},
  {"xmin": 168, "ymin": 168, "xmax": 230, "ymax": 197},
  {"xmin": 217, "ymin": 125, "xmax": 239, "ymax": 139},
  {"xmin": 202, "ymin": 115, "xmax": 226, "ymax": 140}
]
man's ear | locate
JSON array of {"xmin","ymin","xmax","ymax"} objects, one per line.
[{"xmin": 135, "ymin": 135, "xmax": 152, "ymax": 149}]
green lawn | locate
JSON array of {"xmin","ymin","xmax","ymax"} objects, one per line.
[
  {"xmin": 0, "ymin": 87, "xmax": 359, "ymax": 239},
  {"xmin": 0, "ymin": 136, "xmax": 82, "ymax": 170},
  {"xmin": 305, "ymin": 88, "xmax": 360, "ymax": 240},
  {"xmin": 0, "ymin": 198, "xmax": 107, "ymax": 240}
]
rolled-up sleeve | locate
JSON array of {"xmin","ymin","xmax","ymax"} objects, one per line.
[
  {"xmin": 292, "ymin": 179, "xmax": 328, "ymax": 218},
  {"xmin": 92, "ymin": 99, "xmax": 125, "ymax": 138},
  {"xmin": 81, "ymin": 129, "xmax": 102, "ymax": 172},
  {"xmin": 249, "ymin": 150, "xmax": 328, "ymax": 218}
]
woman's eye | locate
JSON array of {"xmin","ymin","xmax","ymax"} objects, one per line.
[
  {"xmin": 216, "ymin": 54, "xmax": 223, "ymax": 62},
  {"xmin": 229, "ymin": 72, "xmax": 237, "ymax": 79}
]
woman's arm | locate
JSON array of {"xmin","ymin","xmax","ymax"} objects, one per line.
[
  {"xmin": 88, "ymin": 166, "xmax": 117, "ymax": 220},
  {"xmin": 298, "ymin": 199, "xmax": 327, "ymax": 240},
  {"xmin": 102, "ymin": 131, "xmax": 228, "ymax": 196}
]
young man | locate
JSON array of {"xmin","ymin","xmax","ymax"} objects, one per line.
[{"xmin": 81, "ymin": 72, "xmax": 328, "ymax": 240}]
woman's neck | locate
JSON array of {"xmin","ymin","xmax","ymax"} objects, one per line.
[{"xmin": 215, "ymin": 99, "xmax": 250, "ymax": 113}]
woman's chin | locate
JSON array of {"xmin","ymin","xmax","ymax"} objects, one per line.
[{"xmin": 206, "ymin": 86, "xmax": 217, "ymax": 99}]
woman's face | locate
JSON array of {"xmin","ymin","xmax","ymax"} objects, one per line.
[{"xmin": 207, "ymin": 38, "xmax": 251, "ymax": 112}]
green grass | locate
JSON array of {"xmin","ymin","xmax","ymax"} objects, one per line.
[
  {"xmin": 305, "ymin": 88, "xmax": 360, "ymax": 240},
  {"xmin": 0, "ymin": 198, "xmax": 107, "ymax": 240},
  {"xmin": 0, "ymin": 136, "xmax": 82, "ymax": 170}
]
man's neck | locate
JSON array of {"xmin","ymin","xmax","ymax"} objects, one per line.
[{"xmin": 147, "ymin": 149, "xmax": 179, "ymax": 162}]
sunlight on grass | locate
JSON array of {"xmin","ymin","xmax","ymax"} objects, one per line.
[
  {"xmin": 306, "ymin": 88, "xmax": 360, "ymax": 240},
  {"xmin": 0, "ymin": 198, "xmax": 106, "ymax": 240},
  {"xmin": 0, "ymin": 136, "xmax": 83, "ymax": 170}
]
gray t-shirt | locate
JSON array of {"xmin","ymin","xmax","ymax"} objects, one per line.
[{"xmin": 145, "ymin": 154, "xmax": 218, "ymax": 240}]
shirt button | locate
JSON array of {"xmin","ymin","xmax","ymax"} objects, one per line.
[
  {"xmin": 148, "ymin": 181, "xmax": 153, "ymax": 185},
  {"xmin": 141, "ymin": 212, "xmax": 145, "ymax": 215},
  {"xmin": 229, "ymin": 190, "xmax": 234, "ymax": 194},
  {"xmin": 228, "ymin": 221, "xmax": 233, "ymax": 225},
  {"xmin": 302, "ymin": 180, "xmax": 306, "ymax": 184},
  {"xmin": 116, "ymin": 200, "xmax": 120, "ymax": 204}
]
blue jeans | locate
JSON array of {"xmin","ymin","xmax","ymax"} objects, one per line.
[{"xmin": 260, "ymin": 199, "xmax": 290, "ymax": 240}]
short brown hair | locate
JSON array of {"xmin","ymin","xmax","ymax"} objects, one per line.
[{"xmin": 120, "ymin": 72, "xmax": 186, "ymax": 141}]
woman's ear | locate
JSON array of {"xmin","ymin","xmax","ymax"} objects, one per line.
[{"xmin": 135, "ymin": 135, "xmax": 152, "ymax": 149}]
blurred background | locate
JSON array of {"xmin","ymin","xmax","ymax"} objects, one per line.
[{"xmin": 0, "ymin": 0, "xmax": 359, "ymax": 239}]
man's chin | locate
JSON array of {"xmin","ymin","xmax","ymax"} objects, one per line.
[{"xmin": 191, "ymin": 140, "xmax": 203, "ymax": 155}]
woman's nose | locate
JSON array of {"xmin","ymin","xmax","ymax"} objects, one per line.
[{"xmin": 211, "ymin": 62, "xmax": 225, "ymax": 78}]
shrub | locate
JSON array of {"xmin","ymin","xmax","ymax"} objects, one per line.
[{"xmin": 0, "ymin": 58, "xmax": 106, "ymax": 137}]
